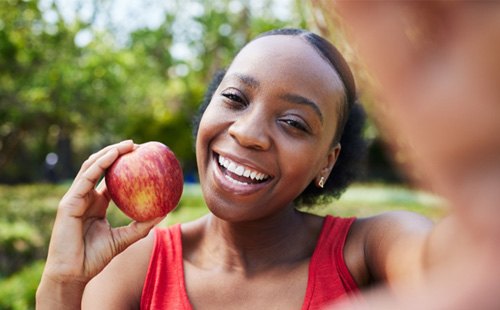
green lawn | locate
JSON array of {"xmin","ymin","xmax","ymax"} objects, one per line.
[
  {"xmin": 0, "ymin": 182, "xmax": 446, "ymax": 309},
  {"xmin": 168, "ymin": 183, "xmax": 446, "ymax": 224}
]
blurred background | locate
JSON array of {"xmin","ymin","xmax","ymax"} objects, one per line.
[{"xmin": 0, "ymin": 0, "xmax": 444, "ymax": 309}]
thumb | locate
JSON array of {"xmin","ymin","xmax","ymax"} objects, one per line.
[{"xmin": 111, "ymin": 217, "xmax": 164, "ymax": 255}]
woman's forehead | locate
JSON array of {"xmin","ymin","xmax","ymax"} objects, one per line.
[
  {"xmin": 231, "ymin": 36, "xmax": 338, "ymax": 76},
  {"xmin": 226, "ymin": 35, "xmax": 344, "ymax": 104},
  {"xmin": 219, "ymin": 35, "xmax": 344, "ymax": 135}
]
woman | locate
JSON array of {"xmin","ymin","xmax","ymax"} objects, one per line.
[{"xmin": 36, "ymin": 29, "xmax": 435, "ymax": 309}]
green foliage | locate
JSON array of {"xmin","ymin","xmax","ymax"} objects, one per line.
[
  {"xmin": 0, "ymin": 184, "xmax": 64, "ymax": 277},
  {"xmin": 0, "ymin": 0, "xmax": 131, "ymax": 181},
  {"xmin": 0, "ymin": 260, "xmax": 44, "ymax": 310},
  {"xmin": 0, "ymin": 0, "xmax": 310, "ymax": 184}
]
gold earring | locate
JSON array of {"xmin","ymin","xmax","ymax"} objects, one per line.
[{"xmin": 318, "ymin": 177, "xmax": 325, "ymax": 189}]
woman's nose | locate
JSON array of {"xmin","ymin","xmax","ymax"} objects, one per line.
[{"xmin": 228, "ymin": 109, "xmax": 272, "ymax": 151}]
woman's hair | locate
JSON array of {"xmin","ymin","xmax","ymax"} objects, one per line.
[{"xmin": 193, "ymin": 28, "xmax": 367, "ymax": 206}]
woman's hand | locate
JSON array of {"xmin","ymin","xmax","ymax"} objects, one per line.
[{"xmin": 36, "ymin": 140, "xmax": 163, "ymax": 308}]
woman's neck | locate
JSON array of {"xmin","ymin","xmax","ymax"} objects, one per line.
[{"xmin": 194, "ymin": 208, "xmax": 322, "ymax": 274}]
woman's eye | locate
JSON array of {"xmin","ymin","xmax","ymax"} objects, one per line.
[
  {"xmin": 223, "ymin": 93, "xmax": 242, "ymax": 102},
  {"xmin": 222, "ymin": 92, "xmax": 244, "ymax": 103},
  {"xmin": 221, "ymin": 91, "xmax": 247, "ymax": 109},
  {"xmin": 281, "ymin": 119, "xmax": 309, "ymax": 133}
]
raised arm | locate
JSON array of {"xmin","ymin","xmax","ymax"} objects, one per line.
[
  {"xmin": 322, "ymin": 1, "xmax": 500, "ymax": 308},
  {"xmin": 36, "ymin": 140, "xmax": 163, "ymax": 309},
  {"xmin": 358, "ymin": 211, "xmax": 433, "ymax": 286},
  {"xmin": 358, "ymin": 210, "xmax": 483, "ymax": 284}
]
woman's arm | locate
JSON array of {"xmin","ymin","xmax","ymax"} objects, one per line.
[
  {"xmin": 320, "ymin": 1, "xmax": 500, "ymax": 308},
  {"xmin": 362, "ymin": 211, "xmax": 434, "ymax": 286},
  {"xmin": 82, "ymin": 231, "xmax": 155, "ymax": 309},
  {"xmin": 361, "ymin": 209, "xmax": 488, "ymax": 285},
  {"xmin": 36, "ymin": 140, "xmax": 162, "ymax": 309}
]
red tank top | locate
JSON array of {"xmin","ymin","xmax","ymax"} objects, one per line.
[{"xmin": 141, "ymin": 215, "xmax": 359, "ymax": 309}]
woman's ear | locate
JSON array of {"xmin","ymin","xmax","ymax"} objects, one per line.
[{"xmin": 316, "ymin": 143, "xmax": 341, "ymax": 188}]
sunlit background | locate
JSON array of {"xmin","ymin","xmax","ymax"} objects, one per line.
[
  {"xmin": 1, "ymin": 0, "xmax": 317, "ymax": 183},
  {"xmin": 0, "ymin": 1, "xmax": 444, "ymax": 308}
]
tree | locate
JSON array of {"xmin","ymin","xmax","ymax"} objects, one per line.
[{"xmin": 0, "ymin": 0, "xmax": 310, "ymax": 183}]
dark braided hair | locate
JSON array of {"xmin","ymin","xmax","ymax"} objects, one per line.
[{"xmin": 193, "ymin": 28, "xmax": 367, "ymax": 206}]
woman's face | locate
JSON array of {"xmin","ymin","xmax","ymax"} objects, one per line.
[{"xmin": 195, "ymin": 35, "xmax": 344, "ymax": 221}]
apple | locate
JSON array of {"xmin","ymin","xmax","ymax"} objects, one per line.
[{"xmin": 105, "ymin": 141, "xmax": 183, "ymax": 222}]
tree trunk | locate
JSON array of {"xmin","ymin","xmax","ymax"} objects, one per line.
[{"xmin": 57, "ymin": 128, "xmax": 75, "ymax": 180}]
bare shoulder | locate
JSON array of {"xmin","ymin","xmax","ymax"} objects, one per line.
[
  {"xmin": 82, "ymin": 229, "xmax": 156, "ymax": 309},
  {"xmin": 345, "ymin": 211, "xmax": 434, "ymax": 286},
  {"xmin": 364, "ymin": 210, "xmax": 434, "ymax": 236},
  {"xmin": 180, "ymin": 215, "xmax": 210, "ymax": 257}
]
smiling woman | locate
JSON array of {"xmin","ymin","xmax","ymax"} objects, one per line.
[
  {"xmin": 37, "ymin": 28, "xmax": 439, "ymax": 310},
  {"xmin": 193, "ymin": 29, "xmax": 366, "ymax": 206}
]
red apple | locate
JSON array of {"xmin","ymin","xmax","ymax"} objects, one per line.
[{"xmin": 105, "ymin": 141, "xmax": 183, "ymax": 222}]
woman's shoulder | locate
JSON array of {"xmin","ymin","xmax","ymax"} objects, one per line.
[
  {"xmin": 178, "ymin": 215, "xmax": 211, "ymax": 256},
  {"xmin": 352, "ymin": 210, "xmax": 433, "ymax": 240},
  {"xmin": 345, "ymin": 211, "xmax": 434, "ymax": 287}
]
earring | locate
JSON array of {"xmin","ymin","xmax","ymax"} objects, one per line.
[{"xmin": 318, "ymin": 177, "xmax": 325, "ymax": 189}]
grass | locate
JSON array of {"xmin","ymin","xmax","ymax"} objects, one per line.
[
  {"xmin": 0, "ymin": 261, "xmax": 44, "ymax": 310},
  {"xmin": 167, "ymin": 183, "xmax": 446, "ymax": 225},
  {"xmin": 0, "ymin": 182, "xmax": 446, "ymax": 309},
  {"xmin": 320, "ymin": 183, "xmax": 446, "ymax": 220}
]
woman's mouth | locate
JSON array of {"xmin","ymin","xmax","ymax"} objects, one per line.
[{"xmin": 217, "ymin": 154, "xmax": 271, "ymax": 186}]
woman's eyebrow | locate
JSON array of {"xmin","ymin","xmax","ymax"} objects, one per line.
[
  {"xmin": 280, "ymin": 93, "xmax": 324, "ymax": 124},
  {"xmin": 231, "ymin": 73, "xmax": 260, "ymax": 89}
]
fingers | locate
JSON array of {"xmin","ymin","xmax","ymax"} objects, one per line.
[
  {"xmin": 112, "ymin": 217, "xmax": 164, "ymax": 254},
  {"xmin": 75, "ymin": 140, "xmax": 134, "ymax": 180},
  {"xmin": 84, "ymin": 179, "xmax": 111, "ymax": 218},
  {"xmin": 95, "ymin": 178, "xmax": 110, "ymax": 200},
  {"xmin": 75, "ymin": 148, "xmax": 118, "ymax": 194},
  {"xmin": 60, "ymin": 140, "xmax": 135, "ymax": 217},
  {"xmin": 71, "ymin": 140, "xmax": 134, "ymax": 193}
]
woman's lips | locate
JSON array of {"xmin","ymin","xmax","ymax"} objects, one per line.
[
  {"xmin": 218, "ymin": 154, "xmax": 270, "ymax": 184},
  {"xmin": 212, "ymin": 152, "xmax": 273, "ymax": 195}
]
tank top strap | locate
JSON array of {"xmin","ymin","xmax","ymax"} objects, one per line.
[
  {"xmin": 140, "ymin": 224, "xmax": 192, "ymax": 310},
  {"xmin": 302, "ymin": 215, "xmax": 358, "ymax": 309}
]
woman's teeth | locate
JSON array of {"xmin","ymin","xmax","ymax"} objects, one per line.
[{"xmin": 218, "ymin": 155, "xmax": 269, "ymax": 182}]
